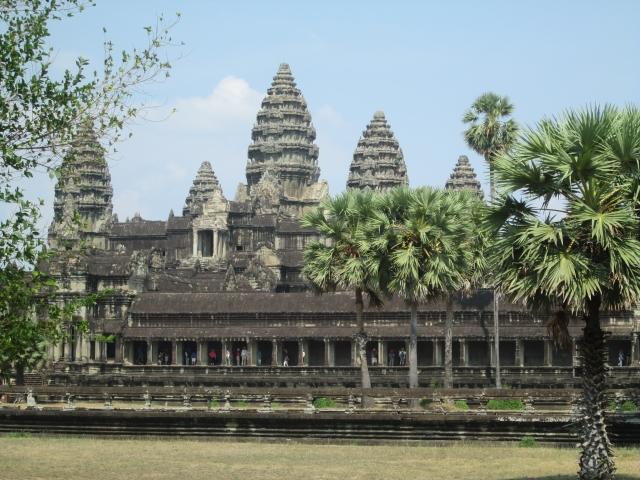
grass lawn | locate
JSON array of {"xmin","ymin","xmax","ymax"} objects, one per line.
[{"xmin": 0, "ymin": 437, "xmax": 638, "ymax": 480}]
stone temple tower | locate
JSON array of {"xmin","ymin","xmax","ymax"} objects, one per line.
[
  {"xmin": 444, "ymin": 155, "xmax": 484, "ymax": 199},
  {"xmin": 48, "ymin": 123, "xmax": 113, "ymax": 250},
  {"xmin": 244, "ymin": 63, "xmax": 326, "ymax": 217},
  {"xmin": 347, "ymin": 111, "xmax": 408, "ymax": 191},
  {"xmin": 183, "ymin": 161, "xmax": 223, "ymax": 217}
]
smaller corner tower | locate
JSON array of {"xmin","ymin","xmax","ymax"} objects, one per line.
[
  {"xmin": 445, "ymin": 155, "xmax": 484, "ymax": 199},
  {"xmin": 347, "ymin": 111, "xmax": 408, "ymax": 191}
]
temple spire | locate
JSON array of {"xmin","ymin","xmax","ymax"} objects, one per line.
[
  {"xmin": 445, "ymin": 155, "xmax": 484, "ymax": 198},
  {"xmin": 347, "ymin": 111, "xmax": 408, "ymax": 191},
  {"xmin": 48, "ymin": 121, "xmax": 113, "ymax": 250},
  {"xmin": 183, "ymin": 161, "xmax": 223, "ymax": 216},
  {"xmin": 246, "ymin": 63, "xmax": 320, "ymax": 201}
]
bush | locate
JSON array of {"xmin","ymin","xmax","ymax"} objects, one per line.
[
  {"xmin": 519, "ymin": 436, "xmax": 537, "ymax": 447},
  {"xmin": 7, "ymin": 432, "xmax": 31, "ymax": 438},
  {"xmin": 454, "ymin": 400, "xmax": 469, "ymax": 411},
  {"xmin": 486, "ymin": 399, "xmax": 524, "ymax": 410},
  {"xmin": 271, "ymin": 402, "xmax": 282, "ymax": 410},
  {"xmin": 208, "ymin": 399, "xmax": 220, "ymax": 409},
  {"xmin": 419, "ymin": 398, "xmax": 432, "ymax": 409},
  {"xmin": 234, "ymin": 400, "xmax": 249, "ymax": 408},
  {"xmin": 620, "ymin": 400, "xmax": 638, "ymax": 413},
  {"xmin": 313, "ymin": 397, "xmax": 337, "ymax": 409}
]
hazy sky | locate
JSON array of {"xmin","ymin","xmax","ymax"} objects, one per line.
[{"xmin": 16, "ymin": 0, "xmax": 640, "ymax": 225}]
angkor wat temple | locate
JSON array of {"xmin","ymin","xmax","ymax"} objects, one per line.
[{"xmin": 43, "ymin": 64, "xmax": 639, "ymax": 388}]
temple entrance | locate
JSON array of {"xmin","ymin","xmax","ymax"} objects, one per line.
[
  {"xmin": 468, "ymin": 341, "xmax": 489, "ymax": 366},
  {"xmin": 157, "ymin": 341, "xmax": 172, "ymax": 365},
  {"xmin": 417, "ymin": 341, "xmax": 433, "ymax": 366},
  {"xmin": 366, "ymin": 341, "xmax": 378, "ymax": 366},
  {"xmin": 230, "ymin": 341, "xmax": 248, "ymax": 366},
  {"xmin": 334, "ymin": 341, "xmax": 351, "ymax": 366},
  {"xmin": 282, "ymin": 341, "xmax": 298, "ymax": 366},
  {"xmin": 308, "ymin": 340, "xmax": 325, "ymax": 366},
  {"xmin": 453, "ymin": 340, "xmax": 461, "ymax": 366},
  {"xmin": 524, "ymin": 340, "xmax": 545, "ymax": 366},
  {"xmin": 105, "ymin": 336, "xmax": 116, "ymax": 361},
  {"xmin": 133, "ymin": 341, "xmax": 147, "ymax": 365},
  {"xmin": 386, "ymin": 341, "xmax": 405, "ymax": 366},
  {"xmin": 182, "ymin": 341, "xmax": 197, "ymax": 365},
  {"xmin": 256, "ymin": 341, "xmax": 272, "ymax": 366},
  {"xmin": 206, "ymin": 341, "xmax": 222, "ymax": 365},
  {"xmin": 198, "ymin": 230, "xmax": 213, "ymax": 257},
  {"xmin": 608, "ymin": 339, "xmax": 631, "ymax": 366},
  {"xmin": 499, "ymin": 341, "xmax": 516, "ymax": 366}
]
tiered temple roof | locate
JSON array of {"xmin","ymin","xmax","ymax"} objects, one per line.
[
  {"xmin": 246, "ymin": 63, "xmax": 320, "ymax": 200},
  {"xmin": 347, "ymin": 111, "xmax": 408, "ymax": 191},
  {"xmin": 183, "ymin": 161, "xmax": 223, "ymax": 216},
  {"xmin": 48, "ymin": 122, "xmax": 113, "ymax": 249},
  {"xmin": 444, "ymin": 155, "xmax": 484, "ymax": 198}
]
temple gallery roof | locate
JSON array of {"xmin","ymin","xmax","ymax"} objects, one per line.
[{"xmin": 129, "ymin": 290, "xmax": 523, "ymax": 315}]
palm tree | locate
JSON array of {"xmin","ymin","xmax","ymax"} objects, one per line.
[
  {"xmin": 302, "ymin": 189, "xmax": 382, "ymax": 389},
  {"xmin": 374, "ymin": 187, "xmax": 473, "ymax": 388},
  {"xmin": 443, "ymin": 193, "xmax": 487, "ymax": 389},
  {"xmin": 463, "ymin": 92, "xmax": 518, "ymax": 389},
  {"xmin": 488, "ymin": 106, "xmax": 640, "ymax": 479}
]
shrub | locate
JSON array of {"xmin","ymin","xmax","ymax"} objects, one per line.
[
  {"xmin": 419, "ymin": 398, "xmax": 432, "ymax": 409},
  {"xmin": 234, "ymin": 400, "xmax": 249, "ymax": 408},
  {"xmin": 486, "ymin": 399, "xmax": 524, "ymax": 410},
  {"xmin": 313, "ymin": 397, "xmax": 337, "ymax": 409},
  {"xmin": 208, "ymin": 399, "xmax": 220, "ymax": 409},
  {"xmin": 519, "ymin": 436, "xmax": 537, "ymax": 447},
  {"xmin": 620, "ymin": 400, "xmax": 638, "ymax": 413},
  {"xmin": 271, "ymin": 402, "xmax": 282, "ymax": 410},
  {"xmin": 7, "ymin": 432, "xmax": 31, "ymax": 438},
  {"xmin": 454, "ymin": 400, "xmax": 469, "ymax": 411}
]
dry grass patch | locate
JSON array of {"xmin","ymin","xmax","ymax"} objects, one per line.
[{"xmin": 0, "ymin": 437, "xmax": 638, "ymax": 480}]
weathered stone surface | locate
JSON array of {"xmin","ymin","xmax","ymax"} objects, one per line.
[
  {"xmin": 347, "ymin": 111, "xmax": 408, "ymax": 191},
  {"xmin": 445, "ymin": 155, "xmax": 483, "ymax": 198}
]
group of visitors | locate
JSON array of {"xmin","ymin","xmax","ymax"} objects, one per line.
[
  {"xmin": 369, "ymin": 346, "xmax": 408, "ymax": 367},
  {"xmin": 157, "ymin": 352, "xmax": 170, "ymax": 365}
]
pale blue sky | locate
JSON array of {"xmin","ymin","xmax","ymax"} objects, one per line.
[{"xmin": 27, "ymin": 0, "xmax": 640, "ymax": 223}]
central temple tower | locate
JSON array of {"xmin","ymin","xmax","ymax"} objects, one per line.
[{"xmin": 244, "ymin": 63, "xmax": 326, "ymax": 217}]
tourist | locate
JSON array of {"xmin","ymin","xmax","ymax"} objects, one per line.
[
  {"xmin": 371, "ymin": 347, "xmax": 377, "ymax": 366},
  {"xmin": 388, "ymin": 349, "xmax": 396, "ymax": 366},
  {"xmin": 283, "ymin": 354, "xmax": 289, "ymax": 367},
  {"xmin": 157, "ymin": 353, "xmax": 162, "ymax": 365},
  {"xmin": 184, "ymin": 350, "xmax": 189, "ymax": 366},
  {"xmin": 618, "ymin": 350, "xmax": 625, "ymax": 367},
  {"xmin": 399, "ymin": 347, "xmax": 407, "ymax": 366},
  {"xmin": 257, "ymin": 350, "xmax": 262, "ymax": 366},
  {"xmin": 191, "ymin": 350, "xmax": 197, "ymax": 366},
  {"xmin": 301, "ymin": 349, "xmax": 306, "ymax": 366},
  {"xmin": 235, "ymin": 348, "xmax": 241, "ymax": 366},
  {"xmin": 241, "ymin": 347, "xmax": 248, "ymax": 366},
  {"xmin": 225, "ymin": 348, "xmax": 231, "ymax": 366},
  {"xmin": 163, "ymin": 352, "xmax": 168, "ymax": 365},
  {"xmin": 209, "ymin": 349, "xmax": 217, "ymax": 365}
]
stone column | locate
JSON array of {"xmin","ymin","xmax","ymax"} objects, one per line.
[
  {"xmin": 381, "ymin": 341, "xmax": 388, "ymax": 366},
  {"xmin": 459, "ymin": 339, "xmax": 468, "ymax": 367},
  {"xmin": 515, "ymin": 339, "xmax": 525, "ymax": 367},
  {"xmin": 544, "ymin": 339, "xmax": 553, "ymax": 366},
  {"xmin": 298, "ymin": 339, "xmax": 305, "ymax": 366},
  {"xmin": 146, "ymin": 340, "xmax": 153, "ymax": 365},
  {"xmin": 631, "ymin": 333, "xmax": 639, "ymax": 365},
  {"xmin": 433, "ymin": 339, "xmax": 442, "ymax": 366},
  {"xmin": 171, "ymin": 341, "xmax": 178, "ymax": 365},
  {"xmin": 489, "ymin": 338, "xmax": 495, "ymax": 366},
  {"xmin": 247, "ymin": 338, "xmax": 257, "ymax": 366},
  {"xmin": 272, "ymin": 340, "xmax": 279, "ymax": 366},
  {"xmin": 197, "ymin": 341, "xmax": 207, "ymax": 366},
  {"xmin": 192, "ymin": 228, "xmax": 198, "ymax": 257},
  {"xmin": 324, "ymin": 339, "xmax": 334, "ymax": 367},
  {"xmin": 213, "ymin": 230, "xmax": 219, "ymax": 258},
  {"xmin": 351, "ymin": 341, "xmax": 358, "ymax": 366},
  {"xmin": 54, "ymin": 342, "xmax": 63, "ymax": 362},
  {"xmin": 115, "ymin": 337, "xmax": 124, "ymax": 363},
  {"xmin": 377, "ymin": 339, "xmax": 384, "ymax": 366},
  {"xmin": 571, "ymin": 338, "xmax": 579, "ymax": 367}
]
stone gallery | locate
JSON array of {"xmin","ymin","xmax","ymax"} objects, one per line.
[{"xmin": 43, "ymin": 64, "xmax": 639, "ymax": 387}]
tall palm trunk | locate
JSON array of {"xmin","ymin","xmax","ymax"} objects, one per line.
[
  {"xmin": 355, "ymin": 287, "xmax": 371, "ymax": 389},
  {"xmin": 409, "ymin": 301, "xmax": 418, "ymax": 388},
  {"xmin": 444, "ymin": 296, "xmax": 454, "ymax": 389},
  {"xmin": 578, "ymin": 295, "xmax": 615, "ymax": 480},
  {"xmin": 494, "ymin": 289, "xmax": 501, "ymax": 388}
]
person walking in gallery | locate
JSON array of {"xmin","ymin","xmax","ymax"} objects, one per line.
[
  {"xmin": 225, "ymin": 348, "xmax": 231, "ymax": 366},
  {"xmin": 399, "ymin": 347, "xmax": 407, "ymax": 366},
  {"xmin": 371, "ymin": 347, "xmax": 378, "ymax": 366},
  {"xmin": 191, "ymin": 350, "xmax": 197, "ymax": 366},
  {"xmin": 241, "ymin": 347, "xmax": 248, "ymax": 366},
  {"xmin": 388, "ymin": 348, "xmax": 396, "ymax": 366}
]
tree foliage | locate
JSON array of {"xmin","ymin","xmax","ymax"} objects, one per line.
[{"xmin": 0, "ymin": 0, "xmax": 178, "ymax": 381}]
